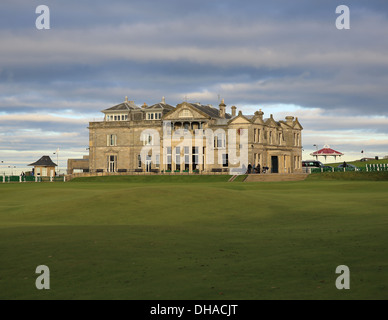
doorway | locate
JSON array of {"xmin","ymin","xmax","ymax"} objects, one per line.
[
  {"xmin": 108, "ymin": 155, "xmax": 117, "ymax": 172},
  {"xmin": 271, "ymin": 156, "xmax": 279, "ymax": 173},
  {"xmin": 146, "ymin": 155, "xmax": 152, "ymax": 172}
]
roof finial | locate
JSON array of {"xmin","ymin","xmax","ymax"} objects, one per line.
[
  {"xmin": 162, "ymin": 96, "xmax": 166, "ymax": 104},
  {"xmin": 125, "ymin": 96, "xmax": 128, "ymax": 102}
]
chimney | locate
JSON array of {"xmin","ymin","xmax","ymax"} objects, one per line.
[
  {"xmin": 162, "ymin": 96, "xmax": 166, "ymax": 104},
  {"xmin": 255, "ymin": 109, "xmax": 264, "ymax": 120},
  {"xmin": 231, "ymin": 106, "xmax": 237, "ymax": 117},
  {"xmin": 219, "ymin": 98, "xmax": 226, "ymax": 118},
  {"xmin": 125, "ymin": 96, "xmax": 128, "ymax": 103},
  {"xmin": 285, "ymin": 116, "xmax": 294, "ymax": 125}
]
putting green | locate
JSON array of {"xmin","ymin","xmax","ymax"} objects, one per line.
[{"xmin": 0, "ymin": 177, "xmax": 387, "ymax": 299}]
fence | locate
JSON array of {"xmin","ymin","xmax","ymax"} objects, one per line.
[
  {"xmin": 0, "ymin": 175, "xmax": 66, "ymax": 183},
  {"xmin": 365, "ymin": 163, "xmax": 388, "ymax": 172},
  {"xmin": 67, "ymin": 169, "xmax": 231, "ymax": 180},
  {"xmin": 311, "ymin": 163, "xmax": 388, "ymax": 174}
]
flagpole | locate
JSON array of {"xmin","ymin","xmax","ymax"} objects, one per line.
[{"xmin": 53, "ymin": 148, "xmax": 59, "ymax": 175}]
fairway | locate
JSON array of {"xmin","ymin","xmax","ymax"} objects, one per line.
[{"xmin": 0, "ymin": 176, "xmax": 387, "ymax": 300}]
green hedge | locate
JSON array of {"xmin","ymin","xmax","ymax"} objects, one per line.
[{"xmin": 0, "ymin": 176, "xmax": 63, "ymax": 182}]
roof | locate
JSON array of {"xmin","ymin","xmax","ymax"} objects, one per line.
[
  {"xmin": 189, "ymin": 103, "xmax": 232, "ymax": 119},
  {"xmin": 311, "ymin": 146, "xmax": 343, "ymax": 156},
  {"xmin": 102, "ymin": 101, "xmax": 139, "ymax": 112},
  {"xmin": 28, "ymin": 156, "xmax": 57, "ymax": 167},
  {"xmin": 146, "ymin": 102, "xmax": 175, "ymax": 111}
]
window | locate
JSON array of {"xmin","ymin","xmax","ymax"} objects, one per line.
[
  {"xmin": 155, "ymin": 154, "xmax": 160, "ymax": 168},
  {"xmin": 257, "ymin": 129, "xmax": 261, "ymax": 143},
  {"xmin": 192, "ymin": 147, "xmax": 199, "ymax": 169},
  {"xmin": 146, "ymin": 155, "xmax": 152, "ymax": 172},
  {"xmin": 179, "ymin": 109, "xmax": 192, "ymax": 118},
  {"xmin": 294, "ymin": 133, "xmax": 299, "ymax": 146},
  {"xmin": 147, "ymin": 112, "xmax": 162, "ymax": 120},
  {"xmin": 166, "ymin": 147, "xmax": 172, "ymax": 171},
  {"xmin": 138, "ymin": 155, "xmax": 142, "ymax": 168},
  {"xmin": 254, "ymin": 153, "xmax": 261, "ymax": 167},
  {"xmin": 214, "ymin": 133, "xmax": 226, "ymax": 149},
  {"xmin": 254, "ymin": 129, "xmax": 257, "ymax": 143},
  {"xmin": 107, "ymin": 134, "xmax": 117, "ymax": 146},
  {"xmin": 142, "ymin": 133, "xmax": 153, "ymax": 146},
  {"xmin": 107, "ymin": 155, "xmax": 117, "ymax": 172},
  {"xmin": 222, "ymin": 154, "xmax": 228, "ymax": 167},
  {"xmin": 184, "ymin": 147, "xmax": 190, "ymax": 171},
  {"xmin": 175, "ymin": 147, "xmax": 181, "ymax": 171}
]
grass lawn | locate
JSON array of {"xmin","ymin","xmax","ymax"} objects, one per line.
[
  {"xmin": 0, "ymin": 175, "xmax": 387, "ymax": 300},
  {"xmin": 326, "ymin": 158, "xmax": 388, "ymax": 168},
  {"xmin": 307, "ymin": 171, "xmax": 388, "ymax": 181}
]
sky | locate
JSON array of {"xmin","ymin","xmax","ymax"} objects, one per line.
[{"xmin": 1, "ymin": 0, "xmax": 388, "ymax": 174}]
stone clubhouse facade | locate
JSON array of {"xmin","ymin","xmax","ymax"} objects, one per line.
[{"xmin": 69, "ymin": 97, "xmax": 303, "ymax": 175}]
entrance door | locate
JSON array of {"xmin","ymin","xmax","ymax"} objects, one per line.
[
  {"xmin": 146, "ymin": 155, "xmax": 152, "ymax": 172},
  {"xmin": 271, "ymin": 156, "xmax": 279, "ymax": 173},
  {"xmin": 108, "ymin": 155, "xmax": 116, "ymax": 172}
]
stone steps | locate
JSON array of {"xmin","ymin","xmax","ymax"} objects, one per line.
[{"xmin": 244, "ymin": 173, "xmax": 309, "ymax": 182}]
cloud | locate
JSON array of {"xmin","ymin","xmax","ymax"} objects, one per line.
[{"xmin": 0, "ymin": 0, "xmax": 388, "ymax": 169}]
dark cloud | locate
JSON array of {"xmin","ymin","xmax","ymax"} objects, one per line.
[{"xmin": 0, "ymin": 0, "xmax": 387, "ymax": 164}]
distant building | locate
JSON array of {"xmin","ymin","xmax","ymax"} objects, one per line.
[
  {"xmin": 310, "ymin": 145, "xmax": 343, "ymax": 162},
  {"xmin": 67, "ymin": 155, "xmax": 90, "ymax": 174},
  {"xmin": 28, "ymin": 156, "xmax": 57, "ymax": 176},
  {"xmin": 79, "ymin": 97, "xmax": 303, "ymax": 174}
]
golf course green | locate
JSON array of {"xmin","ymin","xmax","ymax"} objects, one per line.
[{"xmin": 0, "ymin": 174, "xmax": 387, "ymax": 300}]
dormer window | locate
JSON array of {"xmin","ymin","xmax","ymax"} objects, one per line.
[
  {"xmin": 147, "ymin": 112, "xmax": 162, "ymax": 120},
  {"xmin": 106, "ymin": 114, "xmax": 128, "ymax": 121}
]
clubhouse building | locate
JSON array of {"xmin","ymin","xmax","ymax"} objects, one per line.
[{"xmin": 69, "ymin": 97, "xmax": 303, "ymax": 175}]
